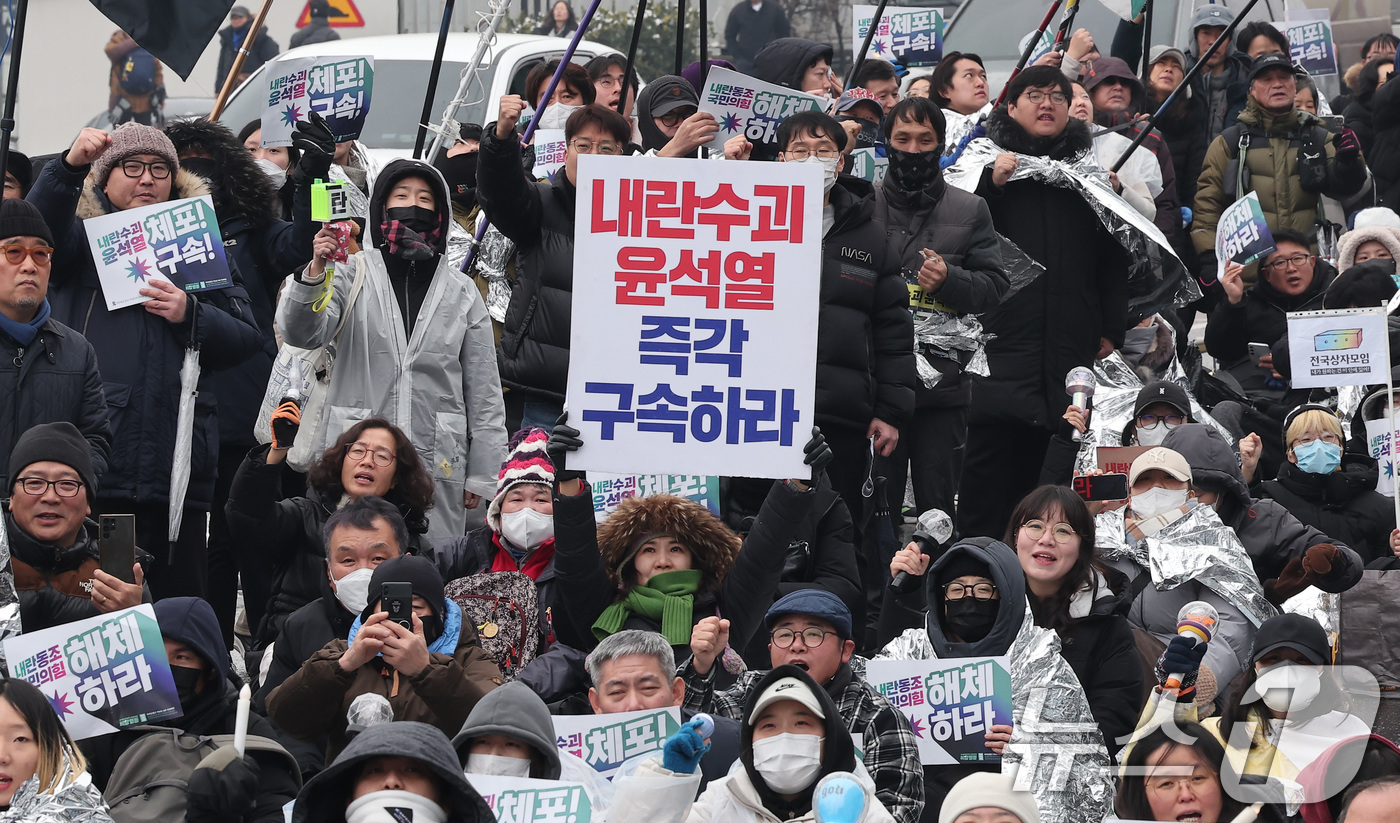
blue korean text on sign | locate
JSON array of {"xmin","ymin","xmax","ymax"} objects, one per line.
[
  {"xmin": 852, "ymin": 6, "xmax": 943, "ymax": 68},
  {"xmin": 1280, "ymin": 18, "xmax": 1337, "ymax": 76},
  {"xmin": 142, "ymin": 198, "xmax": 233, "ymax": 292},
  {"xmin": 308, "ymin": 57, "xmax": 375, "ymax": 141}
]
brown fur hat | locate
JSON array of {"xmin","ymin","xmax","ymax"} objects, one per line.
[{"xmin": 596, "ymin": 494, "xmax": 742, "ymax": 594}]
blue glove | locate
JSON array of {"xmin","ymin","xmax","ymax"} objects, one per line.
[
  {"xmin": 1180, "ymin": 206, "xmax": 1193, "ymax": 227},
  {"xmin": 661, "ymin": 719, "xmax": 711, "ymax": 775},
  {"xmin": 1154, "ymin": 635, "xmax": 1208, "ymax": 690}
]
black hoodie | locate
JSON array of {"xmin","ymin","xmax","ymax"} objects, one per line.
[
  {"xmin": 739, "ymin": 665, "xmax": 857, "ymax": 819},
  {"xmin": 751, "ymin": 38, "xmax": 833, "ymax": 93},
  {"xmin": 921, "ymin": 537, "xmax": 1027, "ymax": 657},
  {"xmin": 369, "ymin": 158, "xmax": 453, "ymax": 336}
]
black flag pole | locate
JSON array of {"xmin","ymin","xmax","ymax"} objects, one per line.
[
  {"xmin": 1139, "ymin": 0, "xmax": 1154, "ymax": 83},
  {"xmin": 698, "ymin": 0, "xmax": 707, "ymax": 86},
  {"xmin": 675, "ymin": 0, "xmax": 686, "ymax": 74},
  {"xmin": 846, "ymin": 0, "xmax": 889, "ymax": 90},
  {"xmin": 0, "ymin": 0, "xmax": 29, "ymax": 194},
  {"xmin": 414, "ymin": 0, "xmax": 457, "ymax": 159},
  {"xmin": 995, "ymin": 0, "xmax": 1063, "ymax": 106},
  {"xmin": 620, "ymin": 0, "xmax": 649, "ymax": 114},
  {"xmin": 1112, "ymin": 0, "xmax": 1259, "ymax": 172},
  {"xmin": 1051, "ymin": 0, "xmax": 1080, "ymax": 52}
]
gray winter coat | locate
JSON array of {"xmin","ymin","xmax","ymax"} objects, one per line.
[
  {"xmin": 276, "ymin": 159, "xmax": 508, "ymax": 541},
  {"xmin": 293, "ymin": 721, "xmax": 494, "ymax": 823}
]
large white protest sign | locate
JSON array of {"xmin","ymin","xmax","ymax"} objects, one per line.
[
  {"xmin": 261, "ymin": 55, "xmax": 374, "ymax": 147},
  {"xmin": 1287, "ymin": 307, "xmax": 1390, "ymax": 389},
  {"xmin": 3, "ymin": 606, "xmax": 181, "ymax": 740},
  {"xmin": 699, "ymin": 66, "xmax": 827, "ymax": 152},
  {"xmin": 852, "ymin": 5, "xmax": 943, "ymax": 68},
  {"xmin": 466, "ymin": 775, "xmax": 593, "ymax": 823},
  {"xmin": 1215, "ymin": 192, "xmax": 1275, "ymax": 281},
  {"xmin": 865, "ymin": 656, "xmax": 1012, "ymax": 765},
  {"xmin": 553, "ymin": 706, "xmax": 681, "ymax": 779},
  {"xmin": 567, "ymin": 155, "xmax": 822, "ymax": 479},
  {"xmin": 84, "ymin": 195, "xmax": 233, "ymax": 310}
]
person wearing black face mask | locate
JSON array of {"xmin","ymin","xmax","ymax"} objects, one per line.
[
  {"xmin": 872, "ymin": 97, "xmax": 1008, "ymax": 532},
  {"xmin": 78, "ymin": 597, "xmax": 302, "ymax": 820},
  {"xmin": 266, "ymin": 555, "xmax": 503, "ymax": 763},
  {"xmin": 279, "ymin": 158, "xmax": 509, "ymax": 543},
  {"xmin": 434, "ymin": 123, "xmax": 483, "ymax": 220}
]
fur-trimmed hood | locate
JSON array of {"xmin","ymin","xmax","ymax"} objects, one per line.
[
  {"xmin": 162, "ymin": 118, "xmax": 280, "ymax": 228},
  {"xmin": 985, "ymin": 105, "xmax": 1093, "ymax": 160},
  {"xmin": 76, "ymin": 168, "xmax": 211, "ymax": 221},
  {"xmin": 596, "ymin": 493, "xmax": 741, "ymax": 592},
  {"xmin": 1337, "ymin": 225, "xmax": 1400, "ymax": 271}
]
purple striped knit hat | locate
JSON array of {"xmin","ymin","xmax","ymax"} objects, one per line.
[{"xmin": 487, "ymin": 428, "xmax": 555, "ymax": 532}]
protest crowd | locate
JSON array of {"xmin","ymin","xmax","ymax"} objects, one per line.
[{"xmin": 15, "ymin": 1, "xmax": 1400, "ymax": 822}]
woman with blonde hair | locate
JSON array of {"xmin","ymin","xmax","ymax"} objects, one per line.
[{"xmin": 0, "ymin": 677, "xmax": 112, "ymax": 820}]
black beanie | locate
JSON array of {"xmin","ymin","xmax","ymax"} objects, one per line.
[
  {"xmin": 5, "ymin": 151, "xmax": 32, "ymax": 197},
  {"xmin": 363, "ymin": 555, "xmax": 446, "ymax": 618},
  {"xmin": 935, "ymin": 553, "xmax": 993, "ymax": 591},
  {"xmin": 0, "ymin": 198, "xmax": 52, "ymax": 246},
  {"xmin": 8, "ymin": 422, "xmax": 96, "ymax": 505}
]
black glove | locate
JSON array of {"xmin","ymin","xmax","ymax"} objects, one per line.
[
  {"xmin": 1154, "ymin": 635, "xmax": 1208, "ymax": 691},
  {"xmin": 291, "ymin": 110, "xmax": 336, "ymax": 183},
  {"xmin": 1334, "ymin": 127, "xmax": 1362, "ymax": 162},
  {"xmin": 186, "ymin": 755, "xmax": 261, "ymax": 823},
  {"xmin": 270, "ymin": 398, "xmax": 301, "ymax": 451},
  {"xmin": 547, "ymin": 413, "xmax": 584, "ymax": 483},
  {"xmin": 802, "ymin": 426, "xmax": 833, "ymax": 477}
]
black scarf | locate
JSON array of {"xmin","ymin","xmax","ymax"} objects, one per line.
[{"xmin": 984, "ymin": 106, "xmax": 1094, "ymax": 160}]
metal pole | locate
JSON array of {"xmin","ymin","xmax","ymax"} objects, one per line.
[
  {"xmin": 210, "ymin": 0, "xmax": 275, "ymax": 120},
  {"xmin": 1051, "ymin": 0, "xmax": 1080, "ymax": 53},
  {"xmin": 698, "ymin": 0, "xmax": 707, "ymax": 87},
  {"xmin": 620, "ymin": 0, "xmax": 649, "ymax": 115},
  {"xmin": 995, "ymin": 0, "xmax": 1063, "ymax": 107},
  {"xmin": 0, "ymin": 0, "xmax": 28, "ymax": 193},
  {"xmin": 1112, "ymin": 0, "xmax": 1261, "ymax": 172},
  {"xmin": 675, "ymin": 0, "xmax": 686, "ymax": 74},
  {"xmin": 845, "ymin": 0, "xmax": 890, "ymax": 90},
  {"xmin": 1139, "ymin": 0, "xmax": 1154, "ymax": 83},
  {"xmin": 414, "ymin": 0, "xmax": 457, "ymax": 159},
  {"xmin": 426, "ymin": 0, "xmax": 511, "ymax": 164}
]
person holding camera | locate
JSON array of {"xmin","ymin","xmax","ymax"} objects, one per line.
[{"xmin": 267, "ymin": 553, "xmax": 502, "ymax": 763}]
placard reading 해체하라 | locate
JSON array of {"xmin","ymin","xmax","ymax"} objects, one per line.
[
  {"xmin": 261, "ymin": 55, "xmax": 374, "ymax": 147},
  {"xmin": 1215, "ymin": 192, "xmax": 1275, "ymax": 281},
  {"xmin": 566, "ymin": 155, "xmax": 823, "ymax": 479},
  {"xmin": 84, "ymin": 194, "xmax": 233, "ymax": 310},
  {"xmin": 865, "ymin": 656, "xmax": 1013, "ymax": 765},
  {"xmin": 699, "ymin": 67, "xmax": 828, "ymax": 156},
  {"xmin": 2, "ymin": 605, "xmax": 181, "ymax": 740},
  {"xmin": 553, "ymin": 706, "xmax": 681, "ymax": 779}
]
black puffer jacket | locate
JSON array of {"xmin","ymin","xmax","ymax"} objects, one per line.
[
  {"xmin": 0, "ymin": 317, "xmax": 110, "ymax": 491},
  {"xmin": 1152, "ymin": 91, "xmax": 1211, "ymax": 209},
  {"xmin": 224, "ymin": 444, "xmax": 432, "ymax": 646},
  {"xmin": 1255, "ymin": 456, "xmax": 1395, "ymax": 564},
  {"xmin": 971, "ymin": 109, "xmax": 1130, "ymax": 429},
  {"xmin": 27, "ymin": 159, "xmax": 262, "ymax": 509},
  {"xmin": 4, "ymin": 514, "xmax": 151, "ymax": 632},
  {"xmin": 818, "ymin": 176, "xmax": 916, "ymax": 431},
  {"xmin": 1204, "ymin": 259, "xmax": 1336, "ymax": 365},
  {"xmin": 1049, "ymin": 570, "xmax": 1143, "ymax": 756},
  {"xmin": 1368, "ymin": 73, "xmax": 1400, "ymax": 208},
  {"xmin": 873, "ymin": 171, "xmax": 1007, "ymax": 408},
  {"xmin": 477, "ymin": 122, "xmax": 575, "ymax": 403},
  {"xmin": 163, "ymin": 119, "xmax": 316, "ymax": 449}
]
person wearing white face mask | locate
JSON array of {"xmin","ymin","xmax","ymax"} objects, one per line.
[
  {"xmin": 1048, "ymin": 380, "xmax": 1199, "ymax": 486},
  {"xmin": 611, "ymin": 665, "xmax": 894, "ymax": 823}
]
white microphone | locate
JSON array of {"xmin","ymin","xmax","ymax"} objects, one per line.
[
  {"xmin": 1164, "ymin": 601, "xmax": 1220, "ymax": 692},
  {"xmin": 1065, "ymin": 367, "xmax": 1096, "ymax": 442}
]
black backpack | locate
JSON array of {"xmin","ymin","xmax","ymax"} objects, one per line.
[{"xmin": 119, "ymin": 48, "xmax": 158, "ymax": 96}]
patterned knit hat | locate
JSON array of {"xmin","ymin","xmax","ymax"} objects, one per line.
[
  {"xmin": 92, "ymin": 123, "xmax": 180, "ymax": 189},
  {"xmin": 486, "ymin": 428, "xmax": 554, "ymax": 532}
]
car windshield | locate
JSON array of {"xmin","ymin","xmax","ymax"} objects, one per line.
[
  {"xmin": 946, "ymin": 0, "xmax": 1181, "ymax": 62},
  {"xmin": 217, "ymin": 59, "xmax": 485, "ymax": 150}
]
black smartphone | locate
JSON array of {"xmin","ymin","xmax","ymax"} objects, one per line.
[
  {"xmin": 1319, "ymin": 114, "xmax": 1345, "ymax": 133},
  {"xmin": 1248, "ymin": 341, "xmax": 1271, "ymax": 368},
  {"xmin": 99, "ymin": 514, "xmax": 137, "ymax": 585},
  {"xmin": 1073, "ymin": 473, "xmax": 1129, "ymax": 502},
  {"xmin": 381, "ymin": 582, "xmax": 413, "ymax": 631}
]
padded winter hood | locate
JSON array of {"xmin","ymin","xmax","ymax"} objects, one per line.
[
  {"xmin": 738, "ymin": 664, "xmax": 855, "ymax": 816},
  {"xmin": 452, "ymin": 681, "xmax": 561, "ymax": 779},
  {"xmin": 923, "ymin": 537, "xmax": 1026, "ymax": 657},
  {"xmin": 1160, "ymin": 423, "xmax": 1252, "ymax": 507},
  {"xmin": 294, "ymin": 721, "xmax": 495, "ymax": 823},
  {"xmin": 751, "ymin": 38, "xmax": 833, "ymax": 92},
  {"xmin": 1298, "ymin": 734, "xmax": 1400, "ymax": 823},
  {"xmin": 1336, "ymin": 225, "xmax": 1400, "ymax": 271},
  {"xmin": 596, "ymin": 493, "xmax": 741, "ymax": 593},
  {"xmin": 153, "ymin": 596, "xmax": 229, "ymax": 683},
  {"xmin": 368, "ymin": 158, "xmax": 453, "ymax": 253},
  {"xmin": 162, "ymin": 118, "xmax": 279, "ymax": 228}
]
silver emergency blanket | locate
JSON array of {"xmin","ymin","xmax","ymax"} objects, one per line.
[
  {"xmin": 0, "ymin": 766, "xmax": 114, "ymax": 823},
  {"xmin": 914, "ymin": 311, "xmax": 991, "ymax": 388},
  {"xmin": 1282, "ymin": 586, "xmax": 1340, "ymax": 642},
  {"xmin": 1337, "ymin": 384, "xmax": 1365, "ymax": 442},
  {"xmin": 445, "ymin": 213, "xmax": 475, "ymax": 274},
  {"xmin": 327, "ymin": 165, "xmax": 370, "ymax": 219},
  {"xmin": 1072, "ymin": 350, "xmax": 1234, "ymax": 476},
  {"xmin": 168, "ymin": 346, "xmax": 200, "ymax": 541},
  {"xmin": 470, "ymin": 213, "xmax": 516, "ymax": 323},
  {"xmin": 945, "ymin": 137, "xmax": 1201, "ymax": 318},
  {"xmin": 867, "ymin": 611, "xmax": 1113, "ymax": 823},
  {"xmin": 1096, "ymin": 506, "xmax": 1277, "ymax": 627},
  {"xmin": 940, "ymin": 104, "xmax": 991, "ymax": 157},
  {"xmin": 0, "ymin": 514, "xmax": 23, "ymax": 675}
]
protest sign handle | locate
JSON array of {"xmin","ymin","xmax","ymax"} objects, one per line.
[
  {"xmin": 995, "ymin": 0, "xmax": 1063, "ymax": 107},
  {"xmin": 1051, "ymin": 0, "xmax": 1080, "ymax": 53},
  {"xmin": 620, "ymin": 0, "xmax": 650, "ymax": 117},
  {"xmin": 0, "ymin": 0, "xmax": 30, "ymax": 196},
  {"xmin": 1389, "ymin": 358, "xmax": 1399, "ymax": 528},
  {"xmin": 1139, "ymin": 0, "xmax": 1153, "ymax": 83},
  {"xmin": 675, "ymin": 0, "xmax": 686, "ymax": 74},
  {"xmin": 413, "ymin": 0, "xmax": 457, "ymax": 159},
  {"xmin": 1111, "ymin": 0, "xmax": 1260, "ymax": 173},
  {"xmin": 845, "ymin": 0, "xmax": 890, "ymax": 90},
  {"xmin": 211, "ymin": 0, "xmax": 275, "ymax": 121},
  {"xmin": 699, "ymin": 0, "xmax": 708, "ymax": 89}
]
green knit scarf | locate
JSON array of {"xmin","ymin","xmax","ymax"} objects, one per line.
[{"xmin": 592, "ymin": 569, "xmax": 703, "ymax": 645}]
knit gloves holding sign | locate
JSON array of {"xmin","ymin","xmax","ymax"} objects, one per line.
[
  {"xmin": 291, "ymin": 111, "xmax": 336, "ymax": 184},
  {"xmin": 547, "ymin": 413, "xmax": 584, "ymax": 484},
  {"xmin": 270, "ymin": 399, "xmax": 301, "ymax": 451},
  {"xmin": 1154, "ymin": 635, "xmax": 1208, "ymax": 694}
]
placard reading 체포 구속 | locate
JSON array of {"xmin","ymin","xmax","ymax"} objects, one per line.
[
  {"xmin": 3, "ymin": 605, "xmax": 181, "ymax": 740},
  {"xmin": 852, "ymin": 5, "xmax": 943, "ymax": 68},
  {"xmin": 84, "ymin": 194, "xmax": 232, "ymax": 310},
  {"xmin": 865, "ymin": 656, "xmax": 1013, "ymax": 765},
  {"xmin": 553, "ymin": 706, "xmax": 681, "ymax": 779},
  {"xmin": 261, "ymin": 55, "xmax": 374, "ymax": 147},
  {"xmin": 466, "ymin": 775, "xmax": 592, "ymax": 823}
]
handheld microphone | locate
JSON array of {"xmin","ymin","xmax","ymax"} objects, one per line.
[
  {"xmin": 1065, "ymin": 367, "xmax": 1096, "ymax": 443},
  {"xmin": 890, "ymin": 509, "xmax": 954, "ymax": 594},
  {"xmin": 1164, "ymin": 600, "xmax": 1219, "ymax": 691}
]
